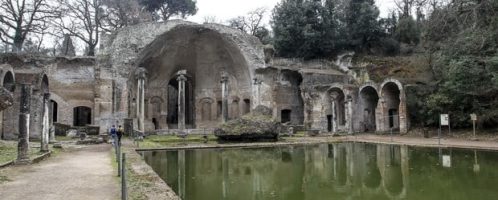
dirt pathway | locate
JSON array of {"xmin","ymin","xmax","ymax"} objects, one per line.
[{"xmin": 0, "ymin": 144, "xmax": 119, "ymax": 200}]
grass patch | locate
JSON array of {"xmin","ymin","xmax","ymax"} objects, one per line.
[
  {"xmin": 55, "ymin": 136, "xmax": 74, "ymax": 141},
  {"xmin": 0, "ymin": 141, "xmax": 62, "ymax": 164}
]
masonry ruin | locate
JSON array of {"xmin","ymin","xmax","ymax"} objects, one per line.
[{"xmin": 0, "ymin": 20, "xmax": 409, "ymax": 139}]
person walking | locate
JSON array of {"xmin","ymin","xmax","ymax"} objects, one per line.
[
  {"xmin": 117, "ymin": 125, "xmax": 124, "ymax": 146},
  {"xmin": 110, "ymin": 125, "xmax": 117, "ymax": 147}
]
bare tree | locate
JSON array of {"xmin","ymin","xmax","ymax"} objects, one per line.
[
  {"xmin": 100, "ymin": 0, "xmax": 152, "ymax": 33},
  {"xmin": 228, "ymin": 7, "xmax": 267, "ymax": 36},
  {"xmin": 0, "ymin": 0, "xmax": 59, "ymax": 52},
  {"xmin": 202, "ymin": 15, "xmax": 220, "ymax": 24},
  {"xmin": 54, "ymin": 0, "xmax": 104, "ymax": 56}
]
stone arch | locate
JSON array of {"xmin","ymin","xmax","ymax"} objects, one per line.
[
  {"xmin": 0, "ymin": 66, "xmax": 15, "ymax": 140},
  {"xmin": 41, "ymin": 74, "xmax": 49, "ymax": 94},
  {"xmin": 359, "ymin": 84, "xmax": 379, "ymax": 132},
  {"xmin": 378, "ymin": 79, "xmax": 407, "ymax": 133},
  {"xmin": 327, "ymin": 86, "xmax": 346, "ymax": 132},
  {"xmin": 165, "ymin": 72, "xmax": 195, "ymax": 129},
  {"xmin": 131, "ymin": 24, "xmax": 255, "ymax": 129},
  {"xmin": 49, "ymin": 92, "xmax": 70, "ymax": 125},
  {"xmin": 2, "ymin": 70, "xmax": 15, "ymax": 92}
]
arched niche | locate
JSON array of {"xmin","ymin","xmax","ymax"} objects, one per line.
[
  {"xmin": 135, "ymin": 25, "xmax": 253, "ymax": 129},
  {"xmin": 359, "ymin": 85, "xmax": 379, "ymax": 132},
  {"xmin": 379, "ymin": 79, "xmax": 406, "ymax": 132}
]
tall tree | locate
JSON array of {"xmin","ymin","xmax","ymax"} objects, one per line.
[
  {"xmin": 0, "ymin": 0, "xmax": 59, "ymax": 52},
  {"xmin": 272, "ymin": 0, "xmax": 338, "ymax": 59},
  {"xmin": 344, "ymin": 0, "xmax": 381, "ymax": 51},
  {"xmin": 54, "ymin": 0, "xmax": 104, "ymax": 56},
  {"xmin": 139, "ymin": 0, "xmax": 197, "ymax": 21}
]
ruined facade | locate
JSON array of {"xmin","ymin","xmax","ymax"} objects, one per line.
[{"xmin": 0, "ymin": 20, "xmax": 409, "ymax": 139}]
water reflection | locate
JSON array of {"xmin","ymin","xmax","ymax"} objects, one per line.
[{"xmin": 142, "ymin": 143, "xmax": 498, "ymax": 200}]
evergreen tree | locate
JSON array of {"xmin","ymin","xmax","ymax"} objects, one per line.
[
  {"xmin": 395, "ymin": 16, "xmax": 420, "ymax": 45},
  {"xmin": 272, "ymin": 0, "xmax": 338, "ymax": 59},
  {"xmin": 344, "ymin": 0, "xmax": 381, "ymax": 51}
]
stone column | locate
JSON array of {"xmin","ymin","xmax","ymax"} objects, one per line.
[
  {"xmin": 399, "ymin": 92, "xmax": 408, "ymax": 134},
  {"xmin": 331, "ymin": 100, "xmax": 337, "ymax": 133},
  {"xmin": 253, "ymin": 77, "xmax": 262, "ymax": 106},
  {"xmin": 221, "ymin": 72, "xmax": 229, "ymax": 123},
  {"xmin": 40, "ymin": 93, "xmax": 50, "ymax": 152},
  {"xmin": 347, "ymin": 95, "xmax": 354, "ymax": 134},
  {"xmin": 330, "ymin": 93, "xmax": 338, "ymax": 133},
  {"xmin": 177, "ymin": 71, "xmax": 187, "ymax": 130},
  {"xmin": 135, "ymin": 68, "xmax": 147, "ymax": 132},
  {"xmin": 17, "ymin": 84, "xmax": 32, "ymax": 164},
  {"xmin": 377, "ymin": 98, "xmax": 386, "ymax": 132}
]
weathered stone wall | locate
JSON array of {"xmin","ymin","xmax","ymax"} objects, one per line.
[{"xmin": 100, "ymin": 20, "xmax": 265, "ymax": 131}]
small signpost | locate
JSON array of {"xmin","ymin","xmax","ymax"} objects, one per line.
[
  {"xmin": 439, "ymin": 114, "xmax": 451, "ymax": 145},
  {"xmin": 470, "ymin": 113, "xmax": 477, "ymax": 140}
]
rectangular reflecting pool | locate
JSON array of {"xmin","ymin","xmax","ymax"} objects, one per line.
[{"xmin": 141, "ymin": 143, "xmax": 498, "ymax": 200}]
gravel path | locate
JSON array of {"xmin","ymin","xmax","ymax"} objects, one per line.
[{"xmin": 0, "ymin": 144, "xmax": 118, "ymax": 200}]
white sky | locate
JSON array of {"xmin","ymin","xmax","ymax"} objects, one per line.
[{"xmin": 187, "ymin": 0, "xmax": 397, "ymax": 26}]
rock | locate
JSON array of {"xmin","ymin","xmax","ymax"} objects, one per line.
[
  {"xmin": 53, "ymin": 143, "xmax": 63, "ymax": 149},
  {"xmin": 214, "ymin": 114, "xmax": 281, "ymax": 141},
  {"xmin": 252, "ymin": 105, "xmax": 273, "ymax": 116},
  {"xmin": 67, "ymin": 129, "xmax": 78, "ymax": 138},
  {"xmin": 0, "ymin": 87, "xmax": 14, "ymax": 111}
]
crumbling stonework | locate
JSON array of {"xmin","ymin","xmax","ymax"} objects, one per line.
[{"xmin": 0, "ymin": 20, "xmax": 411, "ymax": 140}]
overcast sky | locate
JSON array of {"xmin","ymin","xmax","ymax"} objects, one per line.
[{"xmin": 187, "ymin": 0, "xmax": 397, "ymax": 26}]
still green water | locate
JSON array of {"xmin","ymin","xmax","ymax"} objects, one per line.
[{"xmin": 142, "ymin": 143, "xmax": 498, "ymax": 200}]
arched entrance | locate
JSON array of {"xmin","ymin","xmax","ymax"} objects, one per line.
[
  {"xmin": 73, "ymin": 106, "xmax": 92, "ymax": 126},
  {"xmin": 328, "ymin": 88, "xmax": 346, "ymax": 132},
  {"xmin": 136, "ymin": 25, "xmax": 253, "ymax": 130},
  {"xmin": 50, "ymin": 100, "xmax": 58, "ymax": 123},
  {"xmin": 166, "ymin": 74, "xmax": 195, "ymax": 129},
  {"xmin": 1, "ymin": 71, "xmax": 14, "ymax": 140},
  {"xmin": 381, "ymin": 82, "xmax": 401, "ymax": 131},
  {"xmin": 360, "ymin": 86, "xmax": 379, "ymax": 132}
]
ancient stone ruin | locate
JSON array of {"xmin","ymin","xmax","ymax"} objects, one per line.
[{"xmin": 0, "ymin": 20, "xmax": 409, "ymax": 140}]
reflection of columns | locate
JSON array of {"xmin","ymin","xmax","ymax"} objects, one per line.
[
  {"xmin": 17, "ymin": 84, "xmax": 31, "ymax": 163},
  {"xmin": 401, "ymin": 145, "xmax": 409, "ymax": 193},
  {"xmin": 177, "ymin": 72, "xmax": 187, "ymax": 130},
  {"xmin": 135, "ymin": 68, "xmax": 147, "ymax": 132},
  {"xmin": 347, "ymin": 95, "xmax": 353, "ymax": 134},
  {"xmin": 41, "ymin": 93, "xmax": 50, "ymax": 152},
  {"xmin": 222, "ymin": 153, "xmax": 229, "ymax": 199},
  {"xmin": 178, "ymin": 150, "xmax": 186, "ymax": 199},
  {"xmin": 221, "ymin": 72, "xmax": 229, "ymax": 123}
]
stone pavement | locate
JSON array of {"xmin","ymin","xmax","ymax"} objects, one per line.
[{"xmin": 0, "ymin": 144, "xmax": 119, "ymax": 200}]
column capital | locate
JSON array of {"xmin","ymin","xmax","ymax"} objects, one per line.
[
  {"xmin": 177, "ymin": 74, "xmax": 187, "ymax": 82},
  {"xmin": 135, "ymin": 67, "xmax": 148, "ymax": 80},
  {"xmin": 221, "ymin": 71, "xmax": 229, "ymax": 83},
  {"xmin": 43, "ymin": 92, "xmax": 50, "ymax": 100}
]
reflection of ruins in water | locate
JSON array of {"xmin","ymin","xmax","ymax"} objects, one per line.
[{"xmin": 142, "ymin": 143, "xmax": 413, "ymax": 200}]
